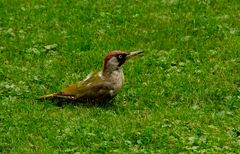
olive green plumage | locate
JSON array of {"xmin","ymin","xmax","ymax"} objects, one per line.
[{"xmin": 39, "ymin": 50, "xmax": 143, "ymax": 104}]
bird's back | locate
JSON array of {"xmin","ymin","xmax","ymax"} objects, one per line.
[{"xmin": 39, "ymin": 70, "xmax": 124, "ymax": 104}]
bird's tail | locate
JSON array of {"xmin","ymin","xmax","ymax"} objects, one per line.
[
  {"xmin": 38, "ymin": 92, "xmax": 77, "ymax": 101},
  {"xmin": 38, "ymin": 93, "xmax": 58, "ymax": 101}
]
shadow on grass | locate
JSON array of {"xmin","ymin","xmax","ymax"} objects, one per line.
[{"xmin": 36, "ymin": 98, "xmax": 117, "ymax": 109}]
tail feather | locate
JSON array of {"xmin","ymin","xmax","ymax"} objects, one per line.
[
  {"xmin": 38, "ymin": 93, "xmax": 77, "ymax": 101},
  {"xmin": 38, "ymin": 93, "xmax": 58, "ymax": 100}
]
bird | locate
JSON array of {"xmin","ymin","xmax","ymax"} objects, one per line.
[{"xmin": 39, "ymin": 50, "xmax": 143, "ymax": 105}]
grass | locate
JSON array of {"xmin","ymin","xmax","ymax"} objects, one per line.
[{"xmin": 0, "ymin": 0, "xmax": 240, "ymax": 153}]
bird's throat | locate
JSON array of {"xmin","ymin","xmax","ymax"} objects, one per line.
[{"xmin": 103, "ymin": 66, "xmax": 122, "ymax": 76}]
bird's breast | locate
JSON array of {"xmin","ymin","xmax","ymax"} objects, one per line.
[{"xmin": 108, "ymin": 69, "xmax": 124, "ymax": 95}]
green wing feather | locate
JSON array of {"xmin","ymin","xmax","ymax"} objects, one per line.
[
  {"xmin": 39, "ymin": 71, "xmax": 114, "ymax": 102},
  {"xmin": 58, "ymin": 72, "xmax": 112, "ymax": 98}
]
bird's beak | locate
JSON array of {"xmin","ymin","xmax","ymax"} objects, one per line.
[{"xmin": 126, "ymin": 50, "xmax": 144, "ymax": 60}]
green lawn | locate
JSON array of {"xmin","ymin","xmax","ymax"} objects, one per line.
[{"xmin": 1, "ymin": 0, "xmax": 240, "ymax": 153}]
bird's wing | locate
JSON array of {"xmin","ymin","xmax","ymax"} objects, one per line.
[
  {"xmin": 55, "ymin": 72, "xmax": 114, "ymax": 98},
  {"xmin": 39, "ymin": 71, "xmax": 115, "ymax": 101}
]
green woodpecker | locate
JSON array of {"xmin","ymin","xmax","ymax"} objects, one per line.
[{"xmin": 39, "ymin": 50, "xmax": 143, "ymax": 104}]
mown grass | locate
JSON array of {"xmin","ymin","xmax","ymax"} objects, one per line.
[{"xmin": 0, "ymin": 0, "xmax": 240, "ymax": 153}]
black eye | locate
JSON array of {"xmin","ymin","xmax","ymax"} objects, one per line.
[{"xmin": 118, "ymin": 55, "xmax": 123, "ymax": 59}]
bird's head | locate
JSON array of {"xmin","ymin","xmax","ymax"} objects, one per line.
[{"xmin": 103, "ymin": 50, "xmax": 143, "ymax": 75}]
